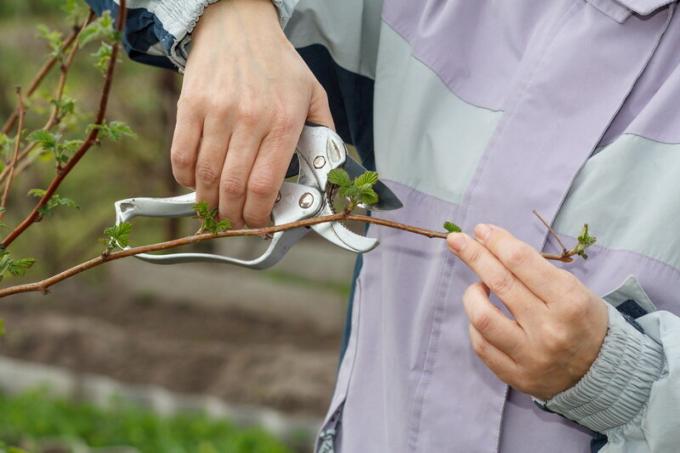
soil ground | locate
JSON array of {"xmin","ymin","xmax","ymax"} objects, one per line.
[{"xmin": 0, "ymin": 282, "xmax": 343, "ymax": 417}]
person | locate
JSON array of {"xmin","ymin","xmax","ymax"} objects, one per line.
[{"xmin": 85, "ymin": 1, "xmax": 680, "ymax": 452}]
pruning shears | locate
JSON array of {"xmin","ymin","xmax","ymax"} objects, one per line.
[{"xmin": 112, "ymin": 124, "xmax": 403, "ymax": 269}]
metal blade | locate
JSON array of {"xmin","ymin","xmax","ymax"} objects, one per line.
[{"xmin": 342, "ymin": 157, "xmax": 403, "ymax": 211}]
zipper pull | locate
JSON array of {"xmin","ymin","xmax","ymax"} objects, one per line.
[
  {"xmin": 318, "ymin": 427, "xmax": 337, "ymax": 453},
  {"xmin": 317, "ymin": 403, "xmax": 344, "ymax": 453}
]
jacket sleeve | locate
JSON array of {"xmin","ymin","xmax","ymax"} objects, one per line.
[
  {"xmin": 84, "ymin": 0, "xmax": 299, "ymax": 70},
  {"xmin": 543, "ymin": 277, "xmax": 680, "ymax": 452}
]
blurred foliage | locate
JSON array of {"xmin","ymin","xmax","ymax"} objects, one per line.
[
  {"xmin": 0, "ymin": 0, "xmax": 68, "ymax": 18},
  {"xmin": 0, "ymin": 0, "xmax": 187, "ymax": 282},
  {"xmin": 0, "ymin": 390, "xmax": 293, "ymax": 453}
]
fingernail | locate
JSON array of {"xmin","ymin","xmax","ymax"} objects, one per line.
[
  {"xmin": 474, "ymin": 224, "xmax": 491, "ymax": 243},
  {"xmin": 447, "ymin": 233, "xmax": 467, "ymax": 253}
]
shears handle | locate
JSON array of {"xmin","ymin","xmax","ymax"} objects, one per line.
[{"xmin": 114, "ymin": 181, "xmax": 323, "ymax": 269}]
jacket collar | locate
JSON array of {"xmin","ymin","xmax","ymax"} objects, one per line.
[{"xmin": 588, "ymin": 0, "xmax": 675, "ymax": 22}]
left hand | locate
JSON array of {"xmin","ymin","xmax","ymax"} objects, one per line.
[{"xmin": 447, "ymin": 224, "xmax": 609, "ymax": 400}]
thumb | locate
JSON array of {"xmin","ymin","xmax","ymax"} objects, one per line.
[{"xmin": 307, "ymin": 83, "xmax": 335, "ymax": 131}]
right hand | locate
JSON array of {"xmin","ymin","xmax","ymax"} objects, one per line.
[{"xmin": 170, "ymin": 0, "xmax": 334, "ymax": 228}]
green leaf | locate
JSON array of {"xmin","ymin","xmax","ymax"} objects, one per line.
[
  {"xmin": 330, "ymin": 169, "xmax": 383, "ymax": 211},
  {"xmin": 0, "ymin": 250, "xmax": 36, "ymax": 282},
  {"xmin": 339, "ymin": 184, "xmax": 358, "ymax": 200},
  {"xmin": 357, "ymin": 188, "xmax": 379, "ymax": 206},
  {"xmin": 574, "ymin": 223, "xmax": 597, "ymax": 259},
  {"xmin": 353, "ymin": 171, "xmax": 379, "ymax": 188},
  {"xmin": 194, "ymin": 202, "xmax": 232, "ymax": 234},
  {"xmin": 62, "ymin": 139, "xmax": 84, "ymax": 154},
  {"xmin": 0, "ymin": 133, "xmax": 12, "ymax": 160},
  {"xmin": 194, "ymin": 201, "xmax": 211, "ymax": 219},
  {"xmin": 51, "ymin": 97, "xmax": 76, "ymax": 117},
  {"xmin": 37, "ymin": 24, "xmax": 64, "ymax": 57},
  {"xmin": 91, "ymin": 41, "xmax": 114, "ymax": 74},
  {"xmin": 0, "ymin": 319, "xmax": 4, "ymax": 337},
  {"xmin": 27, "ymin": 188, "xmax": 46, "ymax": 198},
  {"xmin": 577, "ymin": 224, "xmax": 597, "ymax": 247},
  {"xmin": 327, "ymin": 168, "xmax": 352, "ymax": 188},
  {"xmin": 104, "ymin": 222, "xmax": 133, "ymax": 250},
  {"xmin": 7, "ymin": 258, "xmax": 36, "ymax": 277},
  {"xmin": 28, "ymin": 130, "xmax": 57, "ymax": 151},
  {"xmin": 29, "ymin": 189, "xmax": 79, "ymax": 216},
  {"xmin": 90, "ymin": 120, "xmax": 136, "ymax": 141},
  {"xmin": 80, "ymin": 10, "xmax": 117, "ymax": 46},
  {"xmin": 63, "ymin": 0, "xmax": 90, "ymax": 23},
  {"xmin": 443, "ymin": 221, "xmax": 462, "ymax": 233}
]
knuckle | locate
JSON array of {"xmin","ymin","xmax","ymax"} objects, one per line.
[
  {"xmin": 465, "ymin": 242, "xmax": 482, "ymax": 264},
  {"xmin": 248, "ymin": 172, "xmax": 277, "ymax": 198},
  {"xmin": 220, "ymin": 175, "xmax": 247, "ymax": 198},
  {"xmin": 463, "ymin": 284, "xmax": 478, "ymax": 304},
  {"xmin": 505, "ymin": 243, "xmax": 531, "ymax": 268},
  {"xmin": 531, "ymin": 353, "xmax": 553, "ymax": 374},
  {"xmin": 170, "ymin": 150, "xmax": 194, "ymax": 171},
  {"xmin": 488, "ymin": 272, "xmax": 515, "ymax": 297},
  {"xmin": 541, "ymin": 325, "xmax": 570, "ymax": 352},
  {"xmin": 209, "ymin": 100, "xmax": 235, "ymax": 119},
  {"xmin": 237, "ymin": 103, "xmax": 262, "ymax": 128},
  {"xmin": 471, "ymin": 335, "xmax": 488, "ymax": 358},
  {"xmin": 176, "ymin": 95, "xmax": 200, "ymax": 112},
  {"xmin": 195, "ymin": 164, "xmax": 220, "ymax": 186},
  {"xmin": 273, "ymin": 110, "xmax": 298, "ymax": 133},
  {"xmin": 314, "ymin": 82, "xmax": 329, "ymax": 101},
  {"xmin": 471, "ymin": 310, "xmax": 492, "ymax": 334}
]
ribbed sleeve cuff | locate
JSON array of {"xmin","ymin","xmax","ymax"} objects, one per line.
[{"xmin": 545, "ymin": 303, "xmax": 665, "ymax": 433}]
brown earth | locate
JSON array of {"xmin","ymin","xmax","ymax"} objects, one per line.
[{"xmin": 0, "ymin": 283, "xmax": 343, "ymax": 417}]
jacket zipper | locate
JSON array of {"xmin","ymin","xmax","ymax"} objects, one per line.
[{"xmin": 317, "ymin": 403, "xmax": 344, "ymax": 453}]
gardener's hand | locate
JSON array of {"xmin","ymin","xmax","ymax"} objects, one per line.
[
  {"xmin": 447, "ymin": 225, "xmax": 609, "ymax": 400},
  {"xmin": 171, "ymin": 0, "xmax": 333, "ymax": 228}
]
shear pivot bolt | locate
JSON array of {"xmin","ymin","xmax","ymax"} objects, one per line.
[
  {"xmin": 299, "ymin": 193, "xmax": 314, "ymax": 209},
  {"xmin": 313, "ymin": 156, "xmax": 326, "ymax": 169}
]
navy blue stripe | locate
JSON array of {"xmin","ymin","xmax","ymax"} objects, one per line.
[
  {"xmin": 297, "ymin": 44, "xmax": 376, "ymax": 361},
  {"xmin": 297, "ymin": 44, "xmax": 375, "ymax": 170},
  {"xmin": 85, "ymin": 1, "xmax": 177, "ymax": 70}
]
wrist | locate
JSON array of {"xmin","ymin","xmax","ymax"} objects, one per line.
[
  {"xmin": 543, "ymin": 303, "xmax": 665, "ymax": 432},
  {"xmin": 194, "ymin": 0, "xmax": 281, "ymax": 40}
]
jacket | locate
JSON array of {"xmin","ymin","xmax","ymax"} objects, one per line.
[{"xmin": 86, "ymin": 1, "xmax": 680, "ymax": 452}]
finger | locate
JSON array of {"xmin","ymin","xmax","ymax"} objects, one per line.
[
  {"xmin": 170, "ymin": 99, "xmax": 203, "ymax": 188},
  {"xmin": 448, "ymin": 232, "xmax": 545, "ymax": 324},
  {"xmin": 474, "ymin": 224, "xmax": 571, "ymax": 304},
  {"xmin": 307, "ymin": 82, "xmax": 335, "ymax": 130},
  {"xmin": 243, "ymin": 116, "xmax": 305, "ymax": 228},
  {"xmin": 463, "ymin": 282, "xmax": 525, "ymax": 359},
  {"xmin": 195, "ymin": 116, "xmax": 231, "ymax": 209},
  {"xmin": 468, "ymin": 324, "xmax": 518, "ymax": 382},
  {"xmin": 218, "ymin": 127, "xmax": 266, "ymax": 228}
]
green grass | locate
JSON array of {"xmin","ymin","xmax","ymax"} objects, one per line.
[{"xmin": 0, "ymin": 390, "xmax": 294, "ymax": 453}]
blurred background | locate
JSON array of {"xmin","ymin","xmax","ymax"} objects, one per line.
[{"xmin": 0, "ymin": 1, "xmax": 355, "ymax": 451}]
